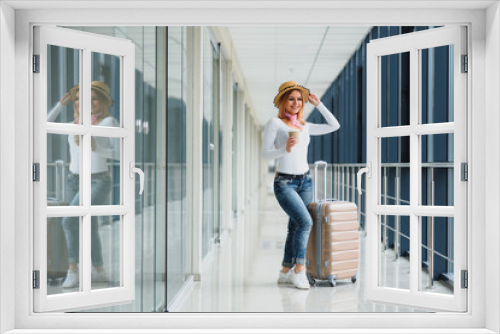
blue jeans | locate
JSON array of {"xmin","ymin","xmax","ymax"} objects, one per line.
[
  {"xmin": 274, "ymin": 173, "xmax": 313, "ymax": 268},
  {"xmin": 62, "ymin": 172, "xmax": 111, "ymax": 267}
]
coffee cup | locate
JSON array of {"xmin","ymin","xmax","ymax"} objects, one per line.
[{"xmin": 288, "ymin": 131, "xmax": 300, "ymax": 142}]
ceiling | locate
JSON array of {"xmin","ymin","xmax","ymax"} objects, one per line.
[{"xmin": 228, "ymin": 26, "xmax": 371, "ymax": 126}]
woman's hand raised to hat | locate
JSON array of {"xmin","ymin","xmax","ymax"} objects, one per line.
[
  {"xmin": 60, "ymin": 93, "xmax": 73, "ymax": 107},
  {"xmin": 308, "ymin": 93, "xmax": 320, "ymax": 107}
]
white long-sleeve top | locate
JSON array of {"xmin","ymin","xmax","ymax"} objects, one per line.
[
  {"xmin": 262, "ymin": 102, "xmax": 340, "ymax": 175},
  {"xmin": 48, "ymin": 102, "xmax": 120, "ymax": 175}
]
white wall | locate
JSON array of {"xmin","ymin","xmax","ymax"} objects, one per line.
[
  {"xmin": 0, "ymin": 2, "xmax": 16, "ymax": 333},
  {"xmin": 485, "ymin": 2, "xmax": 500, "ymax": 333}
]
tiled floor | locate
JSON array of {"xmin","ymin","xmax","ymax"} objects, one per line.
[{"xmin": 171, "ymin": 177, "xmax": 452, "ymax": 313}]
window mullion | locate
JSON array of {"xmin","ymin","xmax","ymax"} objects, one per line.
[
  {"xmin": 81, "ymin": 48, "xmax": 92, "ymax": 295},
  {"xmin": 409, "ymin": 47, "xmax": 420, "ymax": 294}
]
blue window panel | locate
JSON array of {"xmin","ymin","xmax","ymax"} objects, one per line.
[
  {"xmin": 434, "ymin": 168, "xmax": 449, "ymax": 206},
  {"xmin": 362, "ymin": 37, "xmax": 368, "ymax": 163},
  {"xmin": 308, "ymin": 141, "xmax": 314, "ymax": 162},
  {"xmin": 351, "ymin": 56, "xmax": 358, "ymax": 163},
  {"xmin": 422, "ymin": 216, "xmax": 429, "ymax": 263},
  {"xmin": 357, "ymin": 64, "xmax": 364, "ymax": 163},
  {"xmin": 400, "ymin": 216, "xmax": 411, "ymax": 256},
  {"xmin": 387, "ymin": 167, "xmax": 397, "ymax": 204},
  {"xmin": 333, "ymin": 82, "xmax": 340, "ymax": 164},
  {"xmin": 416, "ymin": 26, "xmax": 430, "ymax": 32},
  {"xmin": 433, "ymin": 45, "xmax": 450, "ymax": 124},
  {"xmin": 421, "ymin": 48, "xmax": 429, "ymax": 163},
  {"xmin": 400, "ymin": 51, "xmax": 411, "ymax": 128},
  {"xmin": 421, "ymin": 48, "xmax": 429, "ymax": 125},
  {"xmin": 401, "ymin": 167, "xmax": 410, "ymax": 204},
  {"xmin": 400, "ymin": 50, "xmax": 411, "ymax": 165},
  {"xmin": 422, "ymin": 168, "xmax": 429, "ymax": 204},
  {"xmin": 433, "ymin": 133, "xmax": 449, "ymax": 163},
  {"xmin": 385, "ymin": 215, "xmax": 396, "ymax": 248},
  {"xmin": 323, "ymin": 133, "xmax": 333, "ymax": 163},
  {"xmin": 381, "ymin": 54, "xmax": 389, "ymax": 128},
  {"xmin": 389, "ymin": 26, "xmax": 399, "ymax": 37},
  {"xmin": 339, "ymin": 71, "xmax": 346, "ymax": 163},
  {"xmin": 370, "ymin": 26, "xmax": 379, "ymax": 40},
  {"xmin": 349, "ymin": 60, "xmax": 354, "ymax": 163},
  {"xmin": 402, "ymin": 26, "xmax": 415, "ymax": 34},
  {"xmin": 379, "ymin": 26, "xmax": 389, "ymax": 39},
  {"xmin": 342, "ymin": 68, "xmax": 348, "ymax": 164},
  {"xmin": 433, "ymin": 216, "xmax": 449, "ymax": 279}
]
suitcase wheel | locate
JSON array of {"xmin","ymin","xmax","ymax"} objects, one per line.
[
  {"xmin": 307, "ymin": 273, "xmax": 316, "ymax": 287},
  {"xmin": 328, "ymin": 279, "xmax": 337, "ymax": 287},
  {"xmin": 351, "ymin": 275, "xmax": 357, "ymax": 283}
]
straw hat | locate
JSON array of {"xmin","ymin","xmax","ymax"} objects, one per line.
[
  {"xmin": 69, "ymin": 81, "xmax": 114, "ymax": 105},
  {"xmin": 273, "ymin": 81, "xmax": 310, "ymax": 108}
]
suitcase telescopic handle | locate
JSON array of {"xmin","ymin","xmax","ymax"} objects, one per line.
[{"xmin": 314, "ymin": 161, "xmax": 328, "ymax": 202}]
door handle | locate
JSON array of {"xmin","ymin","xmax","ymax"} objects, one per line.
[
  {"xmin": 129, "ymin": 162, "xmax": 144, "ymax": 195},
  {"xmin": 357, "ymin": 162, "xmax": 372, "ymax": 195}
]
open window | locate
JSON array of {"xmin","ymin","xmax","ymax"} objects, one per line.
[
  {"xmin": 362, "ymin": 26, "xmax": 467, "ymax": 312},
  {"xmin": 33, "ymin": 26, "xmax": 141, "ymax": 312}
]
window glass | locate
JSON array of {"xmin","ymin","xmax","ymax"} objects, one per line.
[
  {"xmin": 421, "ymin": 45, "xmax": 454, "ymax": 124},
  {"xmin": 420, "ymin": 216, "xmax": 454, "ymax": 295}
]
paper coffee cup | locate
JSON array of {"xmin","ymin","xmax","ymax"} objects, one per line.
[{"xmin": 288, "ymin": 131, "xmax": 300, "ymax": 141}]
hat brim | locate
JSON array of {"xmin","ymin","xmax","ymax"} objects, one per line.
[{"xmin": 273, "ymin": 85, "xmax": 310, "ymax": 108}]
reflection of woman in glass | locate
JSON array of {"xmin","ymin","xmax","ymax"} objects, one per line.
[
  {"xmin": 47, "ymin": 81, "xmax": 119, "ymax": 289},
  {"xmin": 262, "ymin": 81, "xmax": 340, "ymax": 290}
]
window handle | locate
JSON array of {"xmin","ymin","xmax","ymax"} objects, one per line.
[
  {"xmin": 357, "ymin": 162, "xmax": 372, "ymax": 195},
  {"xmin": 129, "ymin": 162, "xmax": 144, "ymax": 195}
]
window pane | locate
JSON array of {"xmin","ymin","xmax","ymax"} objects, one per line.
[
  {"xmin": 166, "ymin": 26, "xmax": 188, "ymax": 306},
  {"xmin": 380, "ymin": 136, "xmax": 410, "ymax": 205},
  {"xmin": 421, "ymin": 134, "xmax": 454, "ymax": 206},
  {"xmin": 91, "ymin": 52, "xmax": 121, "ymax": 127},
  {"xmin": 202, "ymin": 28, "xmax": 215, "ymax": 257},
  {"xmin": 46, "ymin": 45, "xmax": 80, "ymax": 124},
  {"xmin": 379, "ymin": 215, "xmax": 410, "ymax": 291},
  {"xmin": 47, "ymin": 133, "xmax": 81, "ymax": 206},
  {"xmin": 420, "ymin": 216, "xmax": 454, "ymax": 295},
  {"xmin": 91, "ymin": 215, "xmax": 121, "ymax": 291},
  {"xmin": 380, "ymin": 52, "xmax": 410, "ymax": 127},
  {"xmin": 47, "ymin": 216, "xmax": 81, "ymax": 294},
  {"xmin": 420, "ymin": 45, "xmax": 454, "ymax": 124},
  {"xmin": 90, "ymin": 136, "xmax": 120, "ymax": 206}
]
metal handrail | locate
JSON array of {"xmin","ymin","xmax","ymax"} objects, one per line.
[{"xmin": 46, "ymin": 161, "xmax": 159, "ymax": 207}]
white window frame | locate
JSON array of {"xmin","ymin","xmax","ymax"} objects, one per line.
[
  {"xmin": 365, "ymin": 26, "xmax": 467, "ymax": 312},
  {"xmin": 2, "ymin": 3, "xmax": 498, "ymax": 334},
  {"xmin": 33, "ymin": 25, "xmax": 137, "ymax": 312}
]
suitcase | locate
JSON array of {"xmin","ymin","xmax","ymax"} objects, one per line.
[
  {"xmin": 306, "ymin": 161, "xmax": 359, "ymax": 287},
  {"xmin": 47, "ymin": 199, "xmax": 69, "ymax": 279},
  {"xmin": 47, "ymin": 161, "xmax": 69, "ymax": 279}
]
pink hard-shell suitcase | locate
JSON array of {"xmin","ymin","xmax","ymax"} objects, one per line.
[{"xmin": 306, "ymin": 161, "xmax": 359, "ymax": 287}]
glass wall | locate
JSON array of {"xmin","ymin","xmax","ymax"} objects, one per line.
[
  {"xmin": 53, "ymin": 26, "xmax": 191, "ymax": 312},
  {"xmin": 165, "ymin": 26, "xmax": 190, "ymax": 308},
  {"xmin": 202, "ymin": 28, "xmax": 217, "ymax": 256},
  {"xmin": 46, "ymin": 25, "xmax": 260, "ymax": 313}
]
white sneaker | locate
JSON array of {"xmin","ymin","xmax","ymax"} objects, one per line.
[
  {"xmin": 91, "ymin": 268, "xmax": 109, "ymax": 282},
  {"xmin": 277, "ymin": 269, "xmax": 292, "ymax": 284},
  {"xmin": 62, "ymin": 270, "xmax": 79, "ymax": 288},
  {"xmin": 291, "ymin": 269, "xmax": 310, "ymax": 290}
]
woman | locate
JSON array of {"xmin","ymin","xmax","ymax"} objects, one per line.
[
  {"xmin": 262, "ymin": 81, "xmax": 340, "ymax": 289},
  {"xmin": 47, "ymin": 81, "xmax": 119, "ymax": 289}
]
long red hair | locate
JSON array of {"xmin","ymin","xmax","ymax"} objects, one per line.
[{"xmin": 277, "ymin": 89, "xmax": 306, "ymax": 126}]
